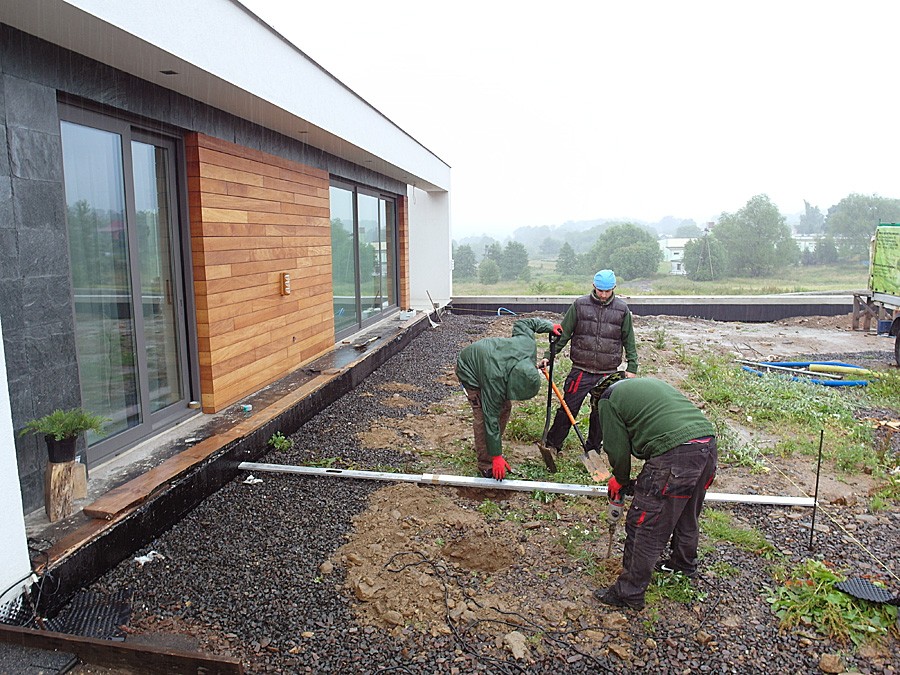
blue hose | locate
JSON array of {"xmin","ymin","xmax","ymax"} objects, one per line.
[
  {"xmin": 497, "ymin": 307, "xmax": 517, "ymax": 316},
  {"xmin": 741, "ymin": 365, "xmax": 868, "ymax": 387}
]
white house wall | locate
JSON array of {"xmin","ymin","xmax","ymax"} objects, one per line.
[
  {"xmin": 408, "ymin": 187, "xmax": 451, "ymax": 310},
  {"xmin": 0, "ymin": 316, "xmax": 31, "ymax": 616}
]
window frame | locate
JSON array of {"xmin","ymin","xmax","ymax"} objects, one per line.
[{"xmin": 330, "ymin": 178, "xmax": 400, "ymax": 340}]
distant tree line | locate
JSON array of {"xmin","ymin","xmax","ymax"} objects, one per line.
[
  {"xmin": 682, "ymin": 193, "xmax": 900, "ymax": 280},
  {"xmin": 452, "ymin": 192, "xmax": 900, "ymax": 284},
  {"xmin": 452, "ymin": 240, "xmax": 530, "ymax": 285}
]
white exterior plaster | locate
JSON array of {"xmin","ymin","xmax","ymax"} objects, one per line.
[
  {"xmin": 408, "ymin": 187, "xmax": 451, "ymax": 310},
  {"xmin": 0, "ymin": 317, "xmax": 32, "ymax": 610}
]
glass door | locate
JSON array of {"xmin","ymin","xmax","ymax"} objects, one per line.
[
  {"xmin": 60, "ymin": 111, "xmax": 191, "ymax": 466},
  {"xmin": 132, "ymin": 137, "xmax": 184, "ymax": 414},
  {"xmin": 329, "ymin": 181, "xmax": 399, "ymax": 338}
]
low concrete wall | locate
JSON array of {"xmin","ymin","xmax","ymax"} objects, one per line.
[{"xmin": 450, "ymin": 295, "xmax": 854, "ymax": 322}]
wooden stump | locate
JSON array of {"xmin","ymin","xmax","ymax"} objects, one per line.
[
  {"xmin": 73, "ymin": 461, "xmax": 88, "ymax": 499},
  {"xmin": 45, "ymin": 461, "xmax": 76, "ymax": 522}
]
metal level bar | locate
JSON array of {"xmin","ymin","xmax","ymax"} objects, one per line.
[{"xmin": 239, "ymin": 462, "xmax": 815, "ymax": 507}]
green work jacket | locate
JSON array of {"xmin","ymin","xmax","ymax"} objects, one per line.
[
  {"xmin": 595, "ymin": 377, "xmax": 715, "ymax": 483},
  {"xmin": 456, "ymin": 317, "xmax": 555, "ymax": 456}
]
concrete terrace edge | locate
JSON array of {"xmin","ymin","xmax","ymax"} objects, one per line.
[
  {"xmin": 37, "ymin": 315, "xmax": 432, "ymax": 616},
  {"xmin": 450, "ymin": 294, "xmax": 855, "ymax": 322}
]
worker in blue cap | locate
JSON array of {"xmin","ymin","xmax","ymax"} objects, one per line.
[{"xmin": 538, "ymin": 269, "xmax": 638, "ymax": 468}]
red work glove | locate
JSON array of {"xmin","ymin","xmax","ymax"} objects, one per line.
[
  {"xmin": 607, "ymin": 475, "xmax": 624, "ymax": 502},
  {"xmin": 492, "ymin": 455, "xmax": 511, "ymax": 480},
  {"xmin": 552, "ymin": 323, "xmax": 563, "ymax": 336}
]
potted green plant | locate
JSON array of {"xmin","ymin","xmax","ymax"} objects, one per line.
[{"xmin": 20, "ymin": 408, "xmax": 108, "ymax": 463}]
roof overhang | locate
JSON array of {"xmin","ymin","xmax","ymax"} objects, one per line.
[{"xmin": 1, "ymin": 0, "xmax": 450, "ymax": 192}]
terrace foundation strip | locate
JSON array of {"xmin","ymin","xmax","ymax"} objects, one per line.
[
  {"xmin": 239, "ymin": 463, "xmax": 816, "ymax": 507},
  {"xmin": 0, "ymin": 623, "xmax": 243, "ymax": 675}
]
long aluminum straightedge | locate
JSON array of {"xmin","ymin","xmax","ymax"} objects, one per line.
[{"xmin": 238, "ymin": 462, "xmax": 815, "ymax": 507}]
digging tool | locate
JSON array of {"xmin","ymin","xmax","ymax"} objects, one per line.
[
  {"xmin": 605, "ymin": 493, "xmax": 624, "ymax": 558},
  {"xmin": 539, "ymin": 367, "xmax": 610, "ymax": 482},
  {"xmin": 538, "ymin": 334, "xmax": 559, "ymax": 473}
]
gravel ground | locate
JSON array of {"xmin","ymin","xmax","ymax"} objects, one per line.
[{"xmin": 78, "ymin": 313, "xmax": 899, "ymax": 674}]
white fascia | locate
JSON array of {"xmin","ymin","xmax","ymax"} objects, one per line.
[{"xmin": 1, "ymin": 0, "xmax": 450, "ymax": 193}]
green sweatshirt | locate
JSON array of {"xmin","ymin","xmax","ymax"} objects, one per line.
[
  {"xmin": 543, "ymin": 291, "xmax": 638, "ymax": 373},
  {"xmin": 456, "ymin": 317, "xmax": 555, "ymax": 456},
  {"xmin": 595, "ymin": 378, "xmax": 716, "ymax": 483}
]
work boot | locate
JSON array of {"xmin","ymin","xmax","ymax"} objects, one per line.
[
  {"xmin": 594, "ymin": 587, "xmax": 644, "ymax": 611},
  {"xmin": 655, "ymin": 558, "xmax": 697, "ymax": 579}
]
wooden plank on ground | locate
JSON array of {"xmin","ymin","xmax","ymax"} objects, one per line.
[{"xmin": 0, "ymin": 624, "xmax": 243, "ymax": 675}]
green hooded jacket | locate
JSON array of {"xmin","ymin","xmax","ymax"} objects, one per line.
[
  {"xmin": 595, "ymin": 377, "xmax": 716, "ymax": 483},
  {"xmin": 456, "ymin": 317, "xmax": 555, "ymax": 456}
]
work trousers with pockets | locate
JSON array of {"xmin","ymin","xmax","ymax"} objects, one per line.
[
  {"xmin": 545, "ymin": 368, "xmax": 609, "ymax": 451},
  {"xmin": 611, "ymin": 437, "xmax": 718, "ymax": 606},
  {"xmin": 464, "ymin": 387, "xmax": 511, "ymax": 475}
]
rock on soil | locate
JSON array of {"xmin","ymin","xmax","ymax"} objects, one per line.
[{"xmin": 79, "ymin": 312, "xmax": 898, "ymax": 674}]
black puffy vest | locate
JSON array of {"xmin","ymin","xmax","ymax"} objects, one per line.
[{"xmin": 570, "ymin": 294, "xmax": 629, "ymax": 373}]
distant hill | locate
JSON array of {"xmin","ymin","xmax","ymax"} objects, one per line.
[{"xmin": 455, "ymin": 215, "xmax": 725, "ymax": 259}]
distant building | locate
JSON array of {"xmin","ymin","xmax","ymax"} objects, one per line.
[
  {"xmin": 793, "ymin": 234, "xmax": 820, "ymax": 252},
  {"xmin": 659, "ymin": 238, "xmax": 693, "ymax": 275}
]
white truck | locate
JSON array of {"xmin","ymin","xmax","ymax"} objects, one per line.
[{"xmin": 868, "ymin": 223, "xmax": 900, "ymax": 366}]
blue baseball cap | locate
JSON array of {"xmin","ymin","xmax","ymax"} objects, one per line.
[{"xmin": 593, "ymin": 269, "xmax": 616, "ymax": 290}]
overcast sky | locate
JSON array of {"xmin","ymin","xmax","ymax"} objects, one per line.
[{"xmin": 241, "ymin": 1, "xmax": 900, "ymax": 240}]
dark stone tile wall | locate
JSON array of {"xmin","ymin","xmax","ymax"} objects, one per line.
[
  {"xmin": 1, "ymin": 71, "xmax": 79, "ymax": 514},
  {"xmin": 0, "ymin": 23, "xmax": 409, "ymax": 514}
]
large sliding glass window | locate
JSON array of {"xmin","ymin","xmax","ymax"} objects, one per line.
[
  {"xmin": 60, "ymin": 106, "xmax": 192, "ymax": 466},
  {"xmin": 330, "ymin": 182, "xmax": 399, "ymax": 337}
]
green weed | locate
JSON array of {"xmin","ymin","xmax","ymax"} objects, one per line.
[
  {"xmin": 707, "ymin": 561, "xmax": 739, "ymax": 578},
  {"xmin": 710, "ymin": 419, "xmax": 769, "ymax": 472},
  {"xmin": 477, "ymin": 499, "xmax": 503, "ymax": 520},
  {"xmin": 873, "ymin": 473, "xmax": 900, "ymax": 504},
  {"xmin": 869, "ymin": 494, "xmax": 888, "ymax": 512},
  {"xmin": 267, "ymin": 431, "xmax": 292, "ymax": 451},
  {"xmin": 766, "ymin": 559, "xmax": 899, "ymax": 647},
  {"xmin": 701, "ymin": 508, "xmax": 773, "ymax": 554},
  {"xmin": 652, "ymin": 327, "xmax": 668, "ymax": 350},
  {"xmin": 646, "ymin": 572, "xmax": 707, "ymax": 605}
]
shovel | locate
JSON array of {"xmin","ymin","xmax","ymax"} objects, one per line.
[
  {"xmin": 539, "ymin": 367, "xmax": 610, "ymax": 482},
  {"xmin": 538, "ymin": 334, "xmax": 559, "ymax": 473}
]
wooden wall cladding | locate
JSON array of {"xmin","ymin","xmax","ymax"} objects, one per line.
[
  {"xmin": 397, "ymin": 195, "xmax": 410, "ymax": 309},
  {"xmin": 185, "ymin": 133, "xmax": 335, "ymax": 412}
]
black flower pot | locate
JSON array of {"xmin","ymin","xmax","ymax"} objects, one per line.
[{"xmin": 45, "ymin": 435, "xmax": 77, "ymax": 463}]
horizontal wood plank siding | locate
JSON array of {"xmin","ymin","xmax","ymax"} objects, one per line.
[
  {"xmin": 186, "ymin": 133, "xmax": 334, "ymax": 412},
  {"xmin": 398, "ymin": 195, "xmax": 410, "ymax": 308}
]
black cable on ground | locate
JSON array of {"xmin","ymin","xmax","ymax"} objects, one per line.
[{"xmin": 383, "ymin": 551, "xmax": 526, "ymax": 675}]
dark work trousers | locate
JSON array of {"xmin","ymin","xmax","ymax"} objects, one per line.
[
  {"xmin": 545, "ymin": 368, "xmax": 609, "ymax": 451},
  {"xmin": 464, "ymin": 387, "xmax": 511, "ymax": 475},
  {"xmin": 611, "ymin": 437, "xmax": 718, "ymax": 606}
]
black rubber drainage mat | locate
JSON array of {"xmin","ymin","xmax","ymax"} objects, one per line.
[
  {"xmin": 836, "ymin": 577, "xmax": 900, "ymax": 605},
  {"xmin": 45, "ymin": 588, "xmax": 134, "ymax": 640}
]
